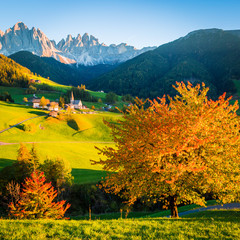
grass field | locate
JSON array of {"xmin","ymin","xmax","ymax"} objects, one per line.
[
  {"xmin": 0, "ymin": 101, "xmax": 120, "ymax": 184},
  {"xmin": 0, "ymin": 210, "xmax": 239, "ymax": 239},
  {"xmin": 0, "ymin": 86, "xmax": 63, "ymax": 104}
]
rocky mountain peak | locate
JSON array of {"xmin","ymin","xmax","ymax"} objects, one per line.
[
  {"xmin": 76, "ymin": 34, "xmax": 82, "ymax": 40},
  {"xmin": 36, "ymin": 28, "xmax": 46, "ymax": 37},
  {"xmin": 90, "ymin": 35, "xmax": 99, "ymax": 46},
  {"xmin": 82, "ymin": 33, "xmax": 89, "ymax": 44},
  {"xmin": 13, "ymin": 22, "xmax": 28, "ymax": 31},
  {"xmin": 66, "ymin": 34, "xmax": 73, "ymax": 42},
  {"xmin": 0, "ymin": 22, "xmax": 156, "ymax": 66},
  {"xmin": 57, "ymin": 39, "xmax": 65, "ymax": 49}
]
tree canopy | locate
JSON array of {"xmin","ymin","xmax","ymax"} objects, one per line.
[
  {"xmin": 93, "ymin": 82, "xmax": 240, "ymax": 217},
  {"xmin": 39, "ymin": 96, "xmax": 50, "ymax": 108}
]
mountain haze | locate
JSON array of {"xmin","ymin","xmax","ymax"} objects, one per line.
[{"xmin": 0, "ymin": 22, "xmax": 156, "ymax": 66}]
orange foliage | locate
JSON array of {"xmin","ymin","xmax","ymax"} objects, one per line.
[
  {"xmin": 93, "ymin": 82, "xmax": 240, "ymax": 217},
  {"xmin": 8, "ymin": 171, "xmax": 70, "ymax": 219}
]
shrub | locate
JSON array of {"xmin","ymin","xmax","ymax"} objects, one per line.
[{"xmin": 23, "ymin": 123, "xmax": 36, "ymax": 132}]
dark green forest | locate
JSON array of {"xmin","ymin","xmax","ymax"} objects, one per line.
[
  {"xmin": 9, "ymin": 51, "xmax": 117, "ymax": 86},
  {"xmin": 87, "ymin": 29, "xmax": 240, "ymax": 99}
]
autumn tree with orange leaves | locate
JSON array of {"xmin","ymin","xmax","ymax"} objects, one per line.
[
  {"xmin": 8, "ymin": 171, "xmax": 70, "ymax": 219},
  {"xmin": 93, "ymin": 82, "xmax": 240, "ymax": 218}
]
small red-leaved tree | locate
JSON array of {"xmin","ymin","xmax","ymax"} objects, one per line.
[{"xmin": 8, "ymin": 171, "xmax": 70, "ymax": 219}]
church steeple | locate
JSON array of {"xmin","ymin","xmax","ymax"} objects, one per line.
[{"xmin": 71, "ymin": 91, "xmax": 74, "ymax": 103}]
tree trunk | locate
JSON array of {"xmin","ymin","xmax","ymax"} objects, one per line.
[{"xmin": 170, "ymin": 196, "xmax": 179, "ymax": 218}]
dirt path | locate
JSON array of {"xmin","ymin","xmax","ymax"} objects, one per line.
[
  {"xmin": 0, "ymin": 115, "xmax": 47, "ymax": 134},
  {"xmin": 177, "ymin": 203, "xmax": 240, "ymax": 217},
  {"xmin": 0, "ymin": 141, "xmax": 114, "ymax": 146}
]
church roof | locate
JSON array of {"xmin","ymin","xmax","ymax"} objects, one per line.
[{"xmin": 72, "ymin": 100, "xmax": 82, "ymax": 105}]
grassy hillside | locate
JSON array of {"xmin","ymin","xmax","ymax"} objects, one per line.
[
  {"xmin": 0, "ymin": 101, "xmax": 121, "ymax": 184},
  {"xmin": 0, "ymin": 210, "xmax": 239, "ymax": 239},
  {"xmin": 88, "ymin": 29, "xmax": 240, "ymax": 99},
  {"xmin": 0, "ymin": 54, "xmax": 31, "ymax": 87}
]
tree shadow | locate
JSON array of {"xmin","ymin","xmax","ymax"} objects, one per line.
[
  {"xmin": 0, "ymin": 158, "xmax": 15, "ymax": 171},
  {"xmin": 71, "ymin": 168, "xmax": 109, "ymax": 184},
  {"xmin": 15, "ymin": 124, "xmax": 24, "ymax": 131},
  {"xmin": 2, "ymin": 103, "xmax": 32, "ymax": 109},
  {"xmin": 28, "ymin": 111, "xmax": 47, "ymax": 116},
  {"xmin": 72, "ymin": 127, "xmax": 95, "ymax": 136},
  {"xmin": 67, "ymin": 119, "xmax": 78, "ymax": 131}
]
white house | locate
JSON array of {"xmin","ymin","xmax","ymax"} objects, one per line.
[
  {"xmin": 47, "ymin": 102, "xmax": 59, "ymax": 111},
  {"xmin": 32, "ymin": 98, "xmax": 41, "ymax": 108}
]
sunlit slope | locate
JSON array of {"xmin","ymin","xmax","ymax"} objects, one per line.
[{"xmin": 0, "ymin": 101, "xmax": 120, "ymax": 183}]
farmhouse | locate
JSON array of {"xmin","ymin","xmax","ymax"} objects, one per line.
[
  {"xmin": 47, "ymin": 102, "xmax": 59, "ymax": 111},
  {"xmin": 32, "ymin": 98, "xmax": 41, "ymax": 108},
  {"xmin": 31, "ymin": 97, "xmax": 59, "ymax": 111}
]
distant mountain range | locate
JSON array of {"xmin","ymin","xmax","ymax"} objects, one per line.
[
  {"xmin": 87, "ymin": 29, "xmax": 240, "ymax": 99},
  {"xmin": 0, "ymin": 22, "xmax": 156, "ymax": 66},
  {"xmin": 1, "ymin": 24, "xmax": 240, "ymax": 99}
]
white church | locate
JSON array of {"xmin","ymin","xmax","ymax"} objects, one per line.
[{"xmin": 69, "ymin": 91, "xmax": 84, "ymax": 109}]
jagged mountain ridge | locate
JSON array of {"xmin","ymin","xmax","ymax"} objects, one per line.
[{"xmin": 0, "ymin": 22, "xmax": 156, "ymax": 66}]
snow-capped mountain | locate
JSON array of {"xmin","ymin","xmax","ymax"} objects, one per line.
[{"xmin": 0, "ymin": 22, "xmax": 156, "ymax": 66}]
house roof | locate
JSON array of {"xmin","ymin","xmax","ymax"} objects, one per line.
[
  {"xmin": 47, "ymin": 101, "xmax": 59, "ymax": 106},
  {"xmin": 32, "ymin": 99, "xmax": 41, "ymax": 103}
]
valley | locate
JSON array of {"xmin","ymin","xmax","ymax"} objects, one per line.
[{"xmin": 0, "ymin": 17, "xmax": 240, "ymax": 239}]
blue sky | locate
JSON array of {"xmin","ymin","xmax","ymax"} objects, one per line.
[{"xmin": 0, "ymin": 0, "xmax": 240, "ymax": 48}]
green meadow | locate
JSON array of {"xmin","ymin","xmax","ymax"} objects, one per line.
[
  {"xmin": 0, "ymin": 101, "xmax": 120, "ymax": 184},
  {"xmin": 0, "ymin": 210, "xmax": 239, "ymax": 239}
]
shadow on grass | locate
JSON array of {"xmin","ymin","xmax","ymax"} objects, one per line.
[
  {"xmin": 182, "ymin": 210, "xmax": 240, "ymax": 222},
  {"xmin": 28, "ymin": 111, "xmax": 47, "ymax": 116},
  {"xmin": 71, "ymin": 168, "xmax": 109, "ymax": 184},
  {"xmin": 2, "ymin": 102, "xmax": 47, "ymax": 114},
  {"xmin": 1, "ymin": 103, "xmax": 33, "ymax": 109},
  {"xmin": 72, "ymin": 127, "xmax": 95, "ymax": 136},
  {"xmin": 15, "ymin": 124, "xmax": 24, "ymax": 131},
  {"xmin": 0, "ymin": 158, "xmax": 15, "ymax": 170},
  {"xmin": 67, "ymin": 119, "xmax": 79, "ymax": 131}
]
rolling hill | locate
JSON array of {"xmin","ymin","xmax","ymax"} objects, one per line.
[
  {"xmin": 9, "ymin": 51, "xmax": 117, "ymax": 86},
  {"xmin": 87, "ymin": 29, "xmax": 240, "ymax": 99},
  {"xmin": 0, "ymin": 54, "xmax": 31, "ymax": 87},
  {"xmin": 0, "ymin": 101, "xmax": 121, "ymax": 184}
]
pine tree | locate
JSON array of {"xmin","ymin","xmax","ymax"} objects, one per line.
[
  {"xmin": 15, "ymin": 143, "xmax": 32, "ymax": 181},
  {"xmin": 15, "ymin": 143, "xmax": 39, "ymax": 181},
  {"xmin": 59, "ymin": 96, "xmax": 65, "ymax": 108},
  {"xmin": 17, "ymin": 143, "xmax": 31, "ymax": 162},
  {"xmin": 8, "ymin": 171, "xmax": 70, "ymax": 219},
  {"xmin": 30, "ymin": 144, "xmax": 39, "ymax": 171}
]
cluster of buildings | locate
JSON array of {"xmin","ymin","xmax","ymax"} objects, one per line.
[{"xmin": 30, "ymin": 92, "xmax": 87, "ymax": 112}]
